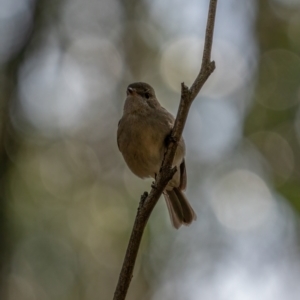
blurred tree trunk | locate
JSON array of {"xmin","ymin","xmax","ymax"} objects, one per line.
[
  {"xmin": 0, "ymin": 45, "xmax": 27, "ymax": 300},
  {"xmin": 0, "ymin": 28, "xmax": 26, "ymax": 300},
  {"xmin": 0, "ymin": 1, "xmax": 65, "ymax": 297},
  {"xmin": 245, "ymin": 1, "xmax": 300, "ymax": 208},
  {"xmin": 0, "ymin": 97, "xmax": 12, "ymax": 299}
]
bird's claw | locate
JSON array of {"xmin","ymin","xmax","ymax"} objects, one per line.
[
  {"xmin": 140, "ymin": 191, "xmax": 148, "ymax": 206},
  {"xmin": 151, "ymin": 181, "xmax": 157, "ymax": 189}
]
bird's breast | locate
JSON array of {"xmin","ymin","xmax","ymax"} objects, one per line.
[{"xmin": 118, "ymin": 114, "xmax": 165, "ymax": 178}]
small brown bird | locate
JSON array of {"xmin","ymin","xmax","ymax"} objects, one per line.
[{"xmin": 117, "ymin": 82, "xmax": 196, "ymax": 229}]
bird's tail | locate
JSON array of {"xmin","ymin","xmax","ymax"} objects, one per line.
[{"xmin": 163, "ymin": 188, "xmax": 197, "ymax": 229}]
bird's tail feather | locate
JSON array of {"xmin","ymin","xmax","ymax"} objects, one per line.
[{"xmin": 163, "ymin": 188, "xmax": 197, "ymax": 229}]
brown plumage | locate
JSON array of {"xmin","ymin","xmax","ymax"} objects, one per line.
[{"xmin": 117, "ymin": 82, "xmax": 196, "ymax": 229}]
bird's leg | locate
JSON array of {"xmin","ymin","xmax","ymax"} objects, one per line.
[{"xmin": 139, "ymin": 191, "xmax": 148, "ymax": 207}]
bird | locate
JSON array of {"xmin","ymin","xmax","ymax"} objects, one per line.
[{"xmin": 117, "ymin": 82, "xmax": 196, "ymax": 229}]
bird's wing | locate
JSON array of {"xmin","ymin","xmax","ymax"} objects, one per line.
[
  {"xmin": 160, "ymin": 107, "xmax": 187, "ymax": 191},
  {"xmin": 179, "ymin": 159, "xmax": 187, "ymax": 191},
  {"xmin": 117, "ymin": 119, "xmax": 122, "ymax": 151},
  {"xmin": 160, "ymin": 107, "xmax": 175, "ymax": 127}
]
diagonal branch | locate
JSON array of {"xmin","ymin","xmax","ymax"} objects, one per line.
[{"xmin": 113, "ymin": 1, "xmax": 218, "ymax": 299}]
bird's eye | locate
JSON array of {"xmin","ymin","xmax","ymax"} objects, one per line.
[{"xmin": 145, "ymin": 92, "xmax": 150, "ymax": 99}]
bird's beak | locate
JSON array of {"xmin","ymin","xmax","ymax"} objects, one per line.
[{"xmin": 127, "ymin": 87, "xmax": 136, "ymax": 96}]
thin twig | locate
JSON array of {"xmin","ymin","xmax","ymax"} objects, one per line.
[{"xmin": 113, "ymin": 1, "xmax": 218, "ymax": 299}]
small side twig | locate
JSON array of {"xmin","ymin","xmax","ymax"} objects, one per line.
[{"xmin": 113, "ymin": 1, "xmax": 218, "ymax": 299}]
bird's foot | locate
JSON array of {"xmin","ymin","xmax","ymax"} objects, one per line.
[
  {"xmin": 151, "ymin": 181, "xmax": 157, "ymax": 189},
  {"xmin": 140, "ymin": 191, "xmax": 148, "ymax": 206}
]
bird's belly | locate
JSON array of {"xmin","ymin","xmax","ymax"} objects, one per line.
[{"xmin": 121, "ymin": 130, "xmax": 164, "ymax": 178}]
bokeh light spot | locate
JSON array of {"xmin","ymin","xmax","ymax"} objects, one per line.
[
  {"xmin": 160, "ymin": 36, "xmax": 253, "ymax": 98},
  {"xmin": 210, "ymin": 169, "xmax": 274, "ymax": 231}
]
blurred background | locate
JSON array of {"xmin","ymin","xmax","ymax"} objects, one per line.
[{"xmin": 0, "ymin": 0, "xmax": 300, "ymax": 299}]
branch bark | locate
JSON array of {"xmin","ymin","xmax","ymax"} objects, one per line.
[{"xmin": 113, "ymin": 1, "xmax": 218, "ymax": 299}]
